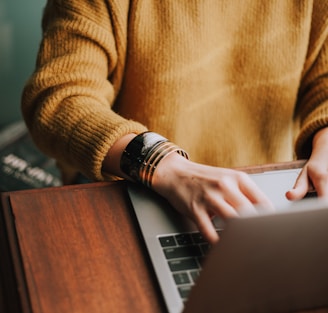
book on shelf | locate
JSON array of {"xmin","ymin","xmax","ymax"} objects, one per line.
[{"xmin": 0, "ymin": 120, "xmax": 62, "ymax": 191}]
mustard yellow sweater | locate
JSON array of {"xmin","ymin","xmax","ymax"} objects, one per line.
[{"xmin": 22, "ymin": 1, "xmax": 328, "ymax": 182}]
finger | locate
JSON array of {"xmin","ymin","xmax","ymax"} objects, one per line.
[
  {"xmin": 206, "ymin": 193, "xmax": 242, "ymax": 218},
  {"xmin": 206, "ymin": 189, "xmax": 259, "ymax": 219},
  {"xmin": 207, "ymin": 171, "xmax": 272, "ymax": 215},
  {"xmin": 238, "ymin": 177, "xmax": 275, "ymax": 211},
  {"xmin": 312, "ymin": 172, "xmax": 328, "ymax": 199},
  {"xmin": 193, "ymin": 210, "xmax": 220, "ymax": 244},
  {"xmin": 225, "ymin": 193, "xmax": 259, "ymax": 216},
  {"xmin": 286, "ymin": 168, "xmax": 310, "ymax": 200}
]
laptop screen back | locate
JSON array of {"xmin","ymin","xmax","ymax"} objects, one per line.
[{"xmin": 183, "ymin": 200, "xmax": 328, "ymax": 313}]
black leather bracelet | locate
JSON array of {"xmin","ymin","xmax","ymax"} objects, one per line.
[{"xmin": 120, "ymin": 132, "xmax": 168, "ymax": 182}]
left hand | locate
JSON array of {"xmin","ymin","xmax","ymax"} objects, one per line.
[{"xmin": 286, "ymin": 127, "xmax": 328, "ymax": 200}]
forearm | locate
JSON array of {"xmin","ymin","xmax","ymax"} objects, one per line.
[
  {"xmin": 102, "ymin": 133, "xmax": 137, "ymax": 179},
  {"xmin": 295, "ymin": 26, "xmax": 328, "ymax": 159}
]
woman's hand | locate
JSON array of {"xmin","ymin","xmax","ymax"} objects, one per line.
[
  {"xmin": 152, "ymin": 153, "xmax": 274, "ymax": 244},
  {"xmin": 103, "ymin": 133, "xmax": 274, "ymax": 244},
  {"xmin": 287, "ymin": 127, "xmax": 328, "ymax": 201}
]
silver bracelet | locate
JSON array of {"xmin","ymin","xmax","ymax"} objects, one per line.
[{"xmin": 120, "ymin": 132, "xmax": 189, "ymax": 187}]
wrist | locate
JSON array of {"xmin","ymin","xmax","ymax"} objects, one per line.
[
  {"xmin": 313, "ymin": 127, "xmax": 328, "ymax": 150},
  {"xmin": 119, "ymin": 131, "xmax": 189, "ymax": 187},
  {"xmin": 151, "ymin": 152, "xmax": 191, "ymax": 193},
  {"xmin": 102, "ymin": 133, "xmax": 137, "ymax": 179}
]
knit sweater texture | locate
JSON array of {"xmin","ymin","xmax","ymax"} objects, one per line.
[{"xmin": 22, "ymin": 0, "xmax": 328, "ymax": 182}]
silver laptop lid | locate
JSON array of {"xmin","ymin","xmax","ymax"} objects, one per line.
[{"xmin": 184, "ymin": 198, "xmax": 328, "ymax": 313}]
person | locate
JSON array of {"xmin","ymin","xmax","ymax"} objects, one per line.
[{"xmin": 21, "ymin": 1, "xmax": 328, "ymax": 244}]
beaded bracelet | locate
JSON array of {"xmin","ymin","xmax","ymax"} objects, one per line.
[{"xmin": 120, "ymin": 132, "xmax": 189, "ymax": 187}]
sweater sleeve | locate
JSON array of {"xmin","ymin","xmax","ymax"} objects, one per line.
[
  {"xmin": 295, "ymin": 1, "xmax": 328, "ymax": 159},
  {"xmin": 21, "ymin": 0, "xmax": 147, "ymax": 181}
]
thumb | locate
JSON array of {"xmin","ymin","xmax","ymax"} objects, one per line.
[{"xmin": 285, "ymin": 168, "xmax": 309, "ymax": 201}]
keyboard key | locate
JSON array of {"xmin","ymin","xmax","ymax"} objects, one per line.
[
  {"xmin": 200, "ymin": 243, "xmax": 210, "ymax": 255},
  {"xmin": 159, "ymin": 236, "xmax": 176, "ymax": 247},
  {"xmin": 175, "ymin": 233, "xmax": 193, "ymax": 245},
  {"xmin": 191, "ymin": 232, "xmax": 207, "ymax": 244},
  {"xmin": 168, "ymin": 258, "xmax": 199, "ymax": 272},
  {"xmin": 190, "ymin": 270, "xmax": 201, "ymax": 283},
  {"xmin": 158, "ymin": 231, "xmax": 223, "ymax": 301},
  {"xmin": 173, "ymin": 272, "xmax": 191, "ymax": 285},
  {"xmin": 197, "ymin": 256, "xmax": 205, "ymax": 266},
  {"xmin": 178, "ymin": 285, "xmax": 193, "ymax": 299},
  {"xmin": 163, "ymin": 245, "xmax": 202, "ymax": 260}
]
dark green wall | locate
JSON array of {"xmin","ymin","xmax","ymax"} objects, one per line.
[{"xmin": 0, "ymin": 0, "xmax": 45, "ymax": 128}]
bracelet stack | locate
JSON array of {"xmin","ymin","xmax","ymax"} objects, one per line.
[{"xmin": 120, "ymin": 132, "xmax": 189, "ymax": 188}]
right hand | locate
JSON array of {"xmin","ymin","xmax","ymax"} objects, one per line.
[{"xmin": 151, "ymin": 153, "xmax": 274, "ymax": 244}]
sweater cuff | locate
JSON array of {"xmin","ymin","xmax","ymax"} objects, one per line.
[{"xmin": 295, "ymin": 101, "xmax": 328, "ymax": 158}]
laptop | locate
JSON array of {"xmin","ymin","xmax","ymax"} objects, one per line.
[{"xmin": 127, "ymin": 167, "xmax": 328, "ymax": 313}]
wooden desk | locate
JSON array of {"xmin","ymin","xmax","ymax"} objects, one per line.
[
  {"xmin": 0, "ymin": 181, "xmax": 166, "ymax": 313},
  {"xmin": 0, "ymin": 161, "xmax": 327, "ymax": 313}
]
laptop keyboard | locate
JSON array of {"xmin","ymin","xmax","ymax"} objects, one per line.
[{"xmin": 158, "ymin": 230, "xmax": 222, "ymax": 301}]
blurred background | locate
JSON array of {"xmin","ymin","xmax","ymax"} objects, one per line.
[{"xmin": 0, "ymin": 0, "xmax": 46, "ymax": 128}]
